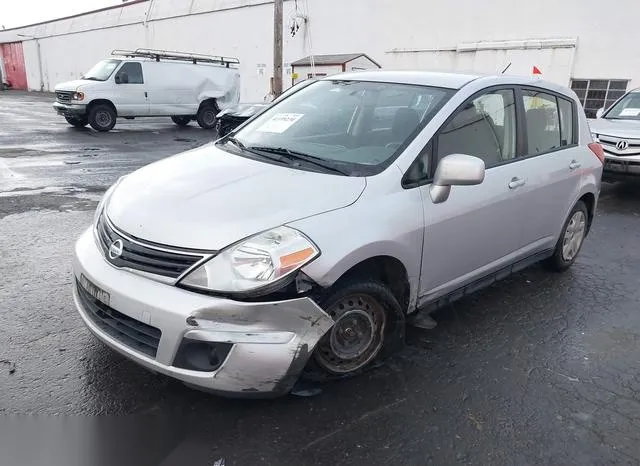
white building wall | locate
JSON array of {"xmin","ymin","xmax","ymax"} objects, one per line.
[{"xmin": 1, "ymin": 0, "xmax": 639, "ymax": 100}]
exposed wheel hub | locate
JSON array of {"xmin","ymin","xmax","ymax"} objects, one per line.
[
  {"xmin": 97, "ymin": 111, "xmax": 112, "ymax": 127},
  {"xmin": 314, "ymin": 294, "xmax": 386, "ymax": 374}
]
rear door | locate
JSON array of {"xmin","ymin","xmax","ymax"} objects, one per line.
[
  {"xmin": 112, "ymin": 61, "xmax": 149, "ymax": 116},
  {"xmin": 510, "ymin": 88, "xmax": 582, "ymax": 253}
]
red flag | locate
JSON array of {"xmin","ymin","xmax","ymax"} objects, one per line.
[{"xmin": 532, "ymin": 66, "xmax": 542, "ymax": 75}]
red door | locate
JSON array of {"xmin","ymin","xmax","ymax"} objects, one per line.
[{"xmin": 1, "ymin": 42, "xmax": 28, "ymax": 90}]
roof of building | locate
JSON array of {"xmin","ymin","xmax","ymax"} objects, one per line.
[{"xmin": 291, "ymin": 53, "xmax": 381, "ymax": 68}]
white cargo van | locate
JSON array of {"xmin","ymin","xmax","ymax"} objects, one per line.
[{"xmin": 53, "ymin": 48, "xmax": 241, "ymax": 132}]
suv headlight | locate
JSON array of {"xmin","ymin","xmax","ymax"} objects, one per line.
[
  {"xmin": 180, "ymin": 226, "xmax": 319, "ymax": 294},
  {"xmin": 72, "ymin": 91, "xmax": 85, "ymax": 101}
]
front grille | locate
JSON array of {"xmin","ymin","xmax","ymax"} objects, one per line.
[
  {"xmin": 96, "ymin": 214, "xmax": 209, "ymax": 279},
  {"xmin": 76, "ymin": 279, "xmax": 161, "ymax": 358},
  {"xmin": 599, "ymin": 135, "xmax": 640, "ymax": 156},
  {"xmin": 56, "ymin": 91, "xmax": 73, "ymax": 103}
]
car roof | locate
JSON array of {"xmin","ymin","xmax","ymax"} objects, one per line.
[
  {"xmin": 332, "ymin": 70, "xmax": 481, "ymax": 89},
  {"xmin": 330, "ymin": 70, "xmax": 574, "ymax": 96}
]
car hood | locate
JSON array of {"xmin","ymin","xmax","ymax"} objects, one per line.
[
  {"xmin": 588, "ymin": 118, "xmax": 640, "ymax": 138},
  {"xmin": 54, "ymin": 79, "xmax": 100, "ymax": 92},
  {"xmin": 106, "ymin": 143, "xmax": 366, "ymax": 250}
]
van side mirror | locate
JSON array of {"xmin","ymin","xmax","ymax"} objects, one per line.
[
  {"xmin": 429, "ymin": 154, "xmax": 485, "ymax": 204},
  {"xmin": 114, "ymin": 75, "xmax": 121, "ymax": 84},
  {"xmin": 595, "ymin": 108, "xmax": 605, "ymax": 119}
]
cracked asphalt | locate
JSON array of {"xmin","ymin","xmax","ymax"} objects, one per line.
[{"xmin": 2, "ymin": 91, "xmax": 640, "ymax": 465}]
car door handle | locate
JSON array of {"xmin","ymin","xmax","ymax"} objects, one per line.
[
  {"xmin": 569, "ymin": 160, "xmax": 582, "ymax": 170},
  {"xmin": 508, "ymin": 177, "xmax": 526, "ymax": 189}
]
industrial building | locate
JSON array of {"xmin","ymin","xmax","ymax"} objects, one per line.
[{"xmin": 0, "ymin": 0, "xmax": 638, "ymax": 117}]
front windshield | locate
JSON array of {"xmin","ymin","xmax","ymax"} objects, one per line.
[
  {"xmin": 225, "ymin": 80, "xmax": 454, "ymax": 175},
  {"xmin": 83, "ymin": 59, "xmax": 122, "ymax": 81},
  {"xmin": 605, "ymin": 92, "xmax": 640, "ymax": 120}
]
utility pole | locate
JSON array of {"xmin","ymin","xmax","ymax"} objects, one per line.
[{"xmin": 273, "ymin": 0, "xmax": 283, "ymax": 97}]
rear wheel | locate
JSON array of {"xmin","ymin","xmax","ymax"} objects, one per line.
[
  {"xmin": 88, "ymin": 104, "xmax": 116, "ymax": 132},
  {"xmin": 171, "ymin": 115, "xmax": 191, "ymax": 127},
  {"xmin": 544, "ymin": 200, "xmax": 588, "ymax": 272},
  {"xmin": 304, "ymin": 280, "xmax": 405, "ymax": 381},
  {"xmin": 196, "ymin": 102, "xmax": 218, "ymax": 129},
  {"xmin": 64, "ymin": 115, "xmax": 88, "ymax": 127}
]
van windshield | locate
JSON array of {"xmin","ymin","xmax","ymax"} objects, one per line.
[
  {"xmin": 605, "ymin": 92, "xmax": 640, "ymax": 120},
  {"xmin": 83, "ymin": 59, "xmax": 122, "ymax": 81},
  {"xmin": 222, "ymin": 80, "xmax": 454, "ymax": 176}
]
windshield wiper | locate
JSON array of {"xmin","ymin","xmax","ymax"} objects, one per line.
[
  {"xmin": 248, "ymin": 146, "xmax": 350, "ymax": 175},
  {"xmin": 225, "ymin": 136, "xmax": 247, "ymax": 150}
]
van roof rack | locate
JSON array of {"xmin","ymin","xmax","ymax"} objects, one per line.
[{"xmin": 111, "ymin": 48, "xmax": 240, "ymax": 68}]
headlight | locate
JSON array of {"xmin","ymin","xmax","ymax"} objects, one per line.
[
  {"xmin": 72, "ymin": 91, "xmax": 85, "ymax": 101},
  {"xmin": 180, "ymin": 226, "xmax": 320, "ymax": 294}
]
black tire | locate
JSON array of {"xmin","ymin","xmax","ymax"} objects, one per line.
[
  {"xmin": 196, "ymin": 102, "xmax": 218, "ymax": 129},
  {"xmin": 171, "ymin": 115, "xmax": 191, "ymax": 127},
  {"xmin": 303, "ymin": 280, "xmax": 405, "ymax": 382},
  {"xmin": 544, "ymin": 200, "xmax": 589, "ymax": 272},
  {"xmin": 64, "ymin": 115, "xmax": 88, "ymax": 127},
  {"xmin": 88, "ymin": 104, "xmax": 116, "ymax": 132}
]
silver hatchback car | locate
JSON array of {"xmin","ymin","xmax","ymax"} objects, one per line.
[{"xmin": 73, "ymin": 71, "xmax": 603, "ymax": 396}]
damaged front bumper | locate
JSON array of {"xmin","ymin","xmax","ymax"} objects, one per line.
[
  {"xmin": 72, "ymin": 228, "xmax": 334, "ymax": 397},
  {"xmin": 53, "ymin": 101, "xmax": 87, "ymax": 117}
]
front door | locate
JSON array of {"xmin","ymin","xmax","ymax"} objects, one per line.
[
  {"xmin": 416, "ymin": 87, "xmax": 530, "ymax": 302},
  {"xmin": 112, "ymin": 61, "xmax": 149, "ymax": 116}
]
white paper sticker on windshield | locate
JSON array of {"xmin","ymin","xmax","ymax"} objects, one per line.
[
  {"xmin": 257, "ymin": 113, "xmax": 303, "ymax": 133},
  {"xmin": 620, "ymin": 108, "xmax": 640, "ymax": 117}
]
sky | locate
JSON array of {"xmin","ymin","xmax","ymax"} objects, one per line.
[{"xmin": 2, "ymin": 0, "xmax": 120, "ymax": 29}]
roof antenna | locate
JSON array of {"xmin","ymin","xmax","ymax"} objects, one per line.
[{"xmin": 501, "ymin": 62, "xmax": 512, "ymax": 74}]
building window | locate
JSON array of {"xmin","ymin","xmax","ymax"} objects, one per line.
[{"xmin": 570, "ymin": 79, "xmax": 628, "ymax": 118}]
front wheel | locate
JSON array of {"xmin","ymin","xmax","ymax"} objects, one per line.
[
  {"xmin": 171, "ymin": 115, "xmax": 191, "ymax": 127},
  {"xmin": 88, "ymin": 104, "xmax": 116, "ymax": 132},
  {"xmin": 544, "ymin": 200, "xmax": 589, "ymax": 272},
  {"xmin": 196, "ymin": 103, "xmax": 218, "ymax": 129},
  {"xmin": 65, "ymin": 115, "xmax": 88, "ymax": 127},
  {"xmin": 304, "ymin": 280, "xmax": 405, "ymax": 381}
]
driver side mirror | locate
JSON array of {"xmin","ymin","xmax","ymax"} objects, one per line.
[
  {"xmin": 595, "ymin": 108, "xmax": 605, "ymax": 119},
  {"xmin": 429, "ymin": 153, "xmax": 485, "ymax": 204},
  {"xmin": 114, "ymin": 75, "xmax": 121, "ymax": 84}
]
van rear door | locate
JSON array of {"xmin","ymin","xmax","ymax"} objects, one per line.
[{"xmin": 112, "ymin": 61, "xmax": 149, "ymax": 116}]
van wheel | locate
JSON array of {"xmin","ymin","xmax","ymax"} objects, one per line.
[
  {"xmin": 171, "ymin": 116, "xmax": 191, "ymax": 127},
  {"xmin": 64, "ymin": 116, "xmax": 88, "ymax": 127},
  {"xmin": 88, "ymin": 104, "xmax": 116, "ymax": 132},
  {"xmin": 196, "ymin": 103, "xmax": 217, "ymax": 129},
  {"xmin": 544, "ymin": 200, "xmax": 589, "ymax": 272},
  {"xmin": 303, "ymin": 280, "xmax": 405, "ymax": 382}
]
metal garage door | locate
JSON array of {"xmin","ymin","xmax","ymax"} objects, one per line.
[{"xmin": 0, "ymin": 42, "xmax": 28, "ymax": 90}]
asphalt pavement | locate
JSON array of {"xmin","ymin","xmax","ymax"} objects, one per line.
[{"xmin": 1, "ymin": 91, "xmax": 640, "ymax": 466}]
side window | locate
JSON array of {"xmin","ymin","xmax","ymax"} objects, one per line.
[
  {"xmin": 522, "ymin": 90, "xmax": 561, "ymax": 154},
  {"xmin": 437, "ymin": 89, "xmax": 516, "ymax": 168},
  {"xmin": 115, "ymin": 62, "xmax": 144, "ymax": 84},
  {"xmin": 557, "ymin": 97, "xmax": 574, "ymax": 146},
  {"xmin": 404, "ymin": 141, "xmax": 432, "ymax": 186}
]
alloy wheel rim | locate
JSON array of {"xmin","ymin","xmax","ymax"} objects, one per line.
[{"xmin": 562, "ymin": 211, "xmax": 586, "ymax": 261}]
